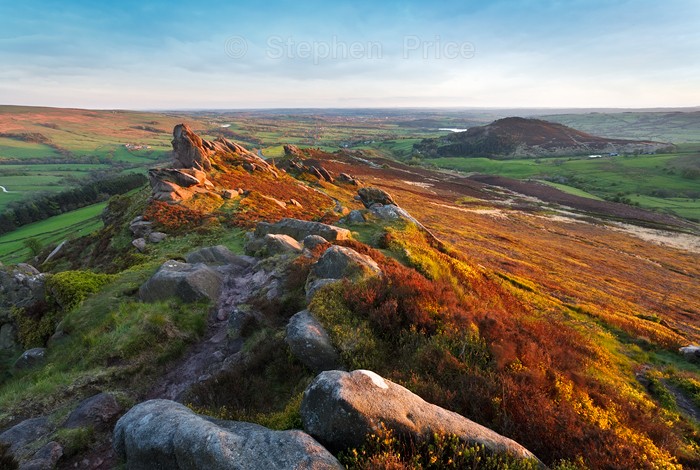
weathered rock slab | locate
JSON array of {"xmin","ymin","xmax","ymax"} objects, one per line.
[
  {"xmin": 185, "ymin": 245, "xmax": 253, "ymax": 268},
  {"xmin": 63, "ymin": 392, "xmax": 123, "ymax": 431},
  {"xmin": 309, "ymin": 246, "xmax": 381, "ymax": 281},
  {"xmin": 286, "ymin": 310, "xmax": 340, "ymax": 372},
  {"xmin": 254, "ymin": 219, "xmax": 350, "ymax": 243},
  {"xmin": 301, "ymin": 370, "xmax": 540, "ymax": 462},
  {"xmin": 246, "ymin": 234, "xmax": 303, "ymax": 256},
  {"xmin": 114, "ymin": 399, "xmax": 342, "ymax": 470},
  {"xmin": 139, "ymin": 260, "xmax": 222, "ymax": 303}
]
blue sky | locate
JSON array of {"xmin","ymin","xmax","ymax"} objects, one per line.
[{"xmin": 1, "ymin": 0, "xmax": 699, "ymax": 109}]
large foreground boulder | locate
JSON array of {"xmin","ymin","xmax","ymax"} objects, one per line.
[
  {"xmin": 114, "ymin": 399, "xmax": 342, "ymax": 470},
  {"xmin": 286, "ymin": 310, "xmax": 341, "ymax": 372},
  {"xmin": 301, "ymin": 370, "xmax": 539, "ymax": 462},
  {"xmin": 139, "ymin": 260, "xmax": 223, "ymax": 303},
  {"xmin": 254, "ymin": 219, "xmax": 351, "ymax": 242}
]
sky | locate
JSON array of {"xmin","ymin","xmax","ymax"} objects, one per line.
[{"xmin": 1, "ymin": 0, "xmax": 699, "ymax": 109}]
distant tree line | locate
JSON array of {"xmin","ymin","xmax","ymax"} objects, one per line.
[{"xmin": 0, "ymin": 173, "xmax": 147, "ymax": 235}]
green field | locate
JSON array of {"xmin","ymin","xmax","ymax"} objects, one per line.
[
  {"xmin": 0, "ymin": 202, "xmax": 106, "ymax": 264},
  {"xmin": 1, "ymin": 105, "xmax": 699, "ymax": 238},
  {"xmin": 539, "ymin": 181, "xmax": 604, "ymax": 200},
  {"xmin": 540, "ymin": 111, "xmax": 700, "ymax": 143},
  {"xmin": 0, "ymin": 138, "xmax": 61, "ymax": 159},
  {"xmin": 425, "ymin": 152, "xmax": 700, "ymax": 220}
]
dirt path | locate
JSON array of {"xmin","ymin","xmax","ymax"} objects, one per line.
[
  {"xmin": 664, "ymin": 380, "xmax": 700, "ymax": 422},
  {"xmin": 146, "ymin": 261, "xmax": 261, "ymax": 401}
]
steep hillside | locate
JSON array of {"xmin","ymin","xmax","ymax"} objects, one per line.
[
  {"xmin": 414, "ymin": 117, "xmax": 673, "ymax": 158},
  {"xmin": 1, "ymin": 125, "xmax": 700, "ymax": 469}
]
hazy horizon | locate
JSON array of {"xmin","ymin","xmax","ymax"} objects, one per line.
[{"xmin": 2, "ymin": 0, "xmax": 699, "ymax": 109}]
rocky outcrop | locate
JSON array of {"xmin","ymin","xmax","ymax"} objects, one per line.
[
  {"xmin": 129, "ymin": 217, "xmax": 154, "ymax": 238},
  {"xmin": 304, "ymin": 246, "xmax": 381, "ymax": 303},
  {"xmin": 336, "ymin": 173, "xmax": 359, "ymax": 186},
  {"xmin": 283, "ymin": 144, "xmax": 305, "ymax": 159},
  {"xmin": 172, "ymin": 124, "xmax": 213, "ymax": 171},
  {"xmin": 279, "ymin": 147, "xmax": 334, "ymax": 183},
  {"xmin": 114, "ymin": 399, "xmax": 342, "ymax": 470},
  {"xmin": 301, "ymin": 370, "xmax": 540, "ymax": 462},
  {"xmin": 254, "ymin": 218, "xmax": 350, "ymax": 243},
  {"xmin": 139, "ymin": 260, "xmax": 223, "ymax": 303},
  {"xmin": 286, "ymin": 310, "xmax": 341, "ymax": 372},
  {"xmin": 148, "ymin": 168, "xmax": 217, "ymax": 203},
  {"xmin": 148, "ymin": 124, "xmax": 279, "ymax": 204},
  {"xmin": 0, "ymin": 264, "xmax": 46, "ymax": 349},
  {"xmin": 171, "ymin": 124, "xmax": 278, "ymax": 176},
  {"xmin": 357, "ymin": 187, "xmax": 395, "ymax": 208}
]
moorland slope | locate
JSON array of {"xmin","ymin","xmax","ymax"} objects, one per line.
[{"xmin": 1, "ymin": 124, "xmax": 699, "ymax": 469}]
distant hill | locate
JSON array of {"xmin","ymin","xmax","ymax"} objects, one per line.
[
  {"xmin": 414, "ymin": 117, "xmax": 673, "ymax": 159},
  {"xmin": 537, "ymin": 111, "xmax": 700, "ymax": 143}
]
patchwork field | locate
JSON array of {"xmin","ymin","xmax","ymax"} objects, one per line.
[{"xmin": 1, "ymin": 106, "xmax": 698, "ymax": 264}]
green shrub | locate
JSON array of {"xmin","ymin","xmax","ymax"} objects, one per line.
[
  {"xmin": 12, "ymin": 302, "xmax": 57, "ymax": 348},
  {"xmin": 46, "ymin": 270, "xmax": 113, "ymax": 311},
  {"xmin": 12, "ymin": 270, "xmax": 114, "ymax": 348}
]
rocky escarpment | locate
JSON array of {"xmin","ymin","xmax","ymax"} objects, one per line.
[{"xmin": 148, "ymin": 123, "xmax": 279, "ymax": 203}]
